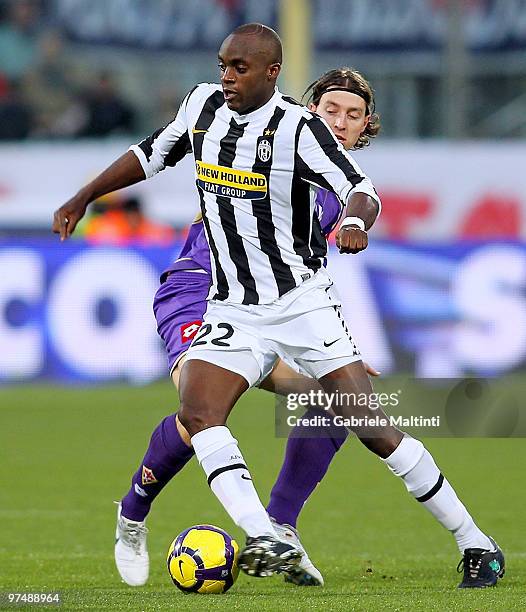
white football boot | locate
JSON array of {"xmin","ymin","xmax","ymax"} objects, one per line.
[
  {"xmin": 114, "ymin": 502, "xmax": 149, "ymax": 586},
  {"xmin": 271, "ymin": 518, "xmax": 324, "ymax": 586}
]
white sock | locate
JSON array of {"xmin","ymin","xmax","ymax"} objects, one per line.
[
  {"xmin": 191, "ymin": 426, "xmax": 275, "ymax": 538},
  {"xmin": 384, "ymin": 437, "xmax": 493, "ymax": 552}
]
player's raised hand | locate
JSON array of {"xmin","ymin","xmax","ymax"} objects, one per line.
[
  {"xmin": 52, "ymin": 152, "xmax": 147, "ymax": 241},
  {"xmin": 335, "ymin": 225, "xmax": 368, "ymax": 254},
  {"xmin": 52, "ymin": 196, "xmax": 88, "ymax": 241}
]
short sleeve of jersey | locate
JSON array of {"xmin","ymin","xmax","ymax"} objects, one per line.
[{"xmin": 297, "ymin": 114, "xmax": 381, "ymax": 214}]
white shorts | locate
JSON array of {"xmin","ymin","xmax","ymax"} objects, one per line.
[{"xmin": 185, "ymin": 268, "xmax": 361, "ymax": 386}]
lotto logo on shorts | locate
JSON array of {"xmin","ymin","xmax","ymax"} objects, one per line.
[
  {"xmin": 141, "ymin": 466, "xmax": 158, "ymax": 485},
  {"xmin": 181, "ymin": 320, "xmax": 202, "ymax": 343}
]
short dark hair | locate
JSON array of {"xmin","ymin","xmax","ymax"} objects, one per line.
[
  {"xmin": 304, "ymin": 67, "xmax": 380, "ymax": 149},
  {"xmin": 230, "ymin": 22, "xmax": 282, "ymax": 64}
]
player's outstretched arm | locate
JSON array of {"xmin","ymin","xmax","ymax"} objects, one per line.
[
  {"xmin": 52, "ymin": 150, "xmax": 146, "ymax": 240},
  {"xmin": 336, "ymin": 192, "xmax": 379, "ymax": 254}
]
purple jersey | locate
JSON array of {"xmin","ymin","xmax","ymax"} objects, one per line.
[
  {"xmin": 161, "ymin": 189, "xmax": 342, "ymax": 280},
  {"xmin": 154, "ymin": 270, "xmax": 210, "ymax": 371},
  {"xmin": 161, "ymin": 213, "xmax": 211, "ymax": 281}
]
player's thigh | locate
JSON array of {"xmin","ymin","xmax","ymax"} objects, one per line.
[
  {"xmin": 185, "ymin": 302, "xmax": 275, "ymax": 389},
  {"xmin": 153, "ymin": 271, "xmax": 209, "ymax": 378}
]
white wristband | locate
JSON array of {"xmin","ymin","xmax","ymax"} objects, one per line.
[{"xmin": 340, "ymin": 216, "xmax": 366, "ymax": 231}]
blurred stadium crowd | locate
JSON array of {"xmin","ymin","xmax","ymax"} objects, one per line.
[
  {"xmin": 1, "ymin": 0, "xmax": 525, "ymax": 141},
  {"xmin": 0, "ymin": 0, "xmax": 144, "ymax": 139}
]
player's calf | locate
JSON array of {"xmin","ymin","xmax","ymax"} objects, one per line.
[
  {"xmin": 120, "ymin": 414, "xmax": 194, "ymax": 523},
  {"xmin": 383, "ymin": 437, "xmax": 496, "ymax": 551},
  {"xmin": 319, "ymin": 362, "xmax": 403, "ymax": 457}
]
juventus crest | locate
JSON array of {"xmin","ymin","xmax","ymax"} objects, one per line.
[{"xmin": 257, "ymin": 139, "xmax": 272, "ymax": 162}]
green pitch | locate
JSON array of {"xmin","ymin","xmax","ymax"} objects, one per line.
[{"xmin": 1, "ymin": 383, "xmax": 525, "ymax": 611}]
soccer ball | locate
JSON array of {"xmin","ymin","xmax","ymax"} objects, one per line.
[{"xmin": 167, "ymin": 524, "xmax": 239, "ymax": 594}]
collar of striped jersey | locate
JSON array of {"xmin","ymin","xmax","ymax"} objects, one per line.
[{"xmin": 229, "ymin": 87, "xmax": 281, "ymax": 122}]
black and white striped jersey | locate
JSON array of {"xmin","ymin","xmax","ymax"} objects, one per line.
[{"xmin": 130, "ymin": 83, "xmax": 380, "ymax": 305}]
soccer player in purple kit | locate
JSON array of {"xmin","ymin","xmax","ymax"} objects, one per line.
[{"xmin": 115, "ymin": 67, "xmax": 380, "ymax": 588}]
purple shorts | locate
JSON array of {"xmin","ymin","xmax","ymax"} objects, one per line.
[{"xmin": 153, "ymin": 270, "xmax": 211, "ymax": 374}]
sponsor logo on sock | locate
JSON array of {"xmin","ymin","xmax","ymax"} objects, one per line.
[
  {"xmin": 241, "ymin": 473, "xmax": 252, "ymax": 481},
  {"xmin": 181, "ymin": 320, "xmax": 202, "ymax": 343},
  {"xmin": 141, "ymin": 465, "xmax": 158, "ymax": 485},
  {"xmin": 134, "ymin": 483, "xmax": 148, "ymax": 497},
  {"xmin": 489, "ymin": 559, "xmax": 501, "ymax": 573},
  {"xmin": 230, "ymin": 454, "xmax": 242, "ymax": 460}
]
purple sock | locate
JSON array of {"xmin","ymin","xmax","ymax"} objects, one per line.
[
  {"xmin": 121, "ymin": 413, "xmax": 194, "ymax": 522},
  {"xmin": 267, "ymin": 408, "xmax": 348, "ymax": 528}
]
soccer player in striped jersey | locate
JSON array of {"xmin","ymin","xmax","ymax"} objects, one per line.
[
  {"xmin": 111, "ymin": 66, "xmax": 381, "ymax": 589},
  {"xmin": 53, "ymin": 24, "xmax": 504, "ymax": 589}
]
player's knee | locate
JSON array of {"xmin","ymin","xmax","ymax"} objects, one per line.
[
  {"xmin": 177, "ymin": 404, "xmax": 199, "ymax": 436},
  {"xmin": 178, "ymin": 401, "xmax": 224, "ymax": 437},
  {"xmin": 360, "ymin": 428, "xmax": 404, "ymax": 458}
]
